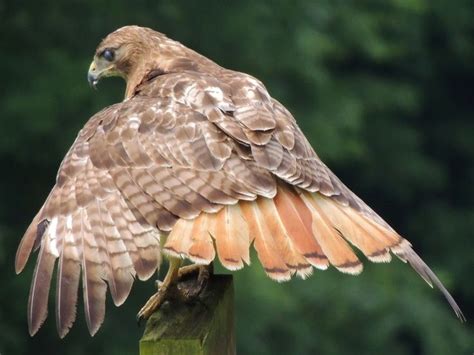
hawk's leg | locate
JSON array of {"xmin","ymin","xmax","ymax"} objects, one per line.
[
  {"xmin": 136, "ymin": 260, "xmax": 214, "ymax": 323},
  {"xmin": 136, "ymin": 257, "xmax": 182, "ymax": 322}
]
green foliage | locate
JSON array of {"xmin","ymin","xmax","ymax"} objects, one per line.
[{"xmin": 1, "ymin": 1, "xmax": 473, "ymax": 354}]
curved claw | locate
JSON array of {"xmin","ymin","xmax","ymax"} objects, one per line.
[
  {"xmin": 136, "ymin": 258, "xmax": 181, "ymax": 323},
  {"xmin": 136, "ymin": 261, "xmax": 213, "ymax": 324},
  {"xmin": 136, "ymin": 289, "xmax": 168, "ymax": 323}
]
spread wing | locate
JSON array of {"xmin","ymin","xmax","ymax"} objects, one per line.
[{"xmin": 16, "ymin": 70, "xmax": 464, "ymax": 337}]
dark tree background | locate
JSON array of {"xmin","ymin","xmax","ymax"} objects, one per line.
[{"xmin": 1, "ymin": 1, "xmax": 473, "ymax": 354}]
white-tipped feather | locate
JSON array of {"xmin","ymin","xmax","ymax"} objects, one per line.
[
  {"xmin": 188, "ymin": 213, "xmax": 216, "ymax": 264},
  {"xmin": 273, "ymin": 185, "xmax": 329, "ymax": 270},
  {"xmin": 300, "ymin": 192, "xmax": 362, "ymax": 274},
  {"xmin": 163, "ymin": 218, "xmax": 195, "ymax": 258},
  {"xmin": 239, "ymin": 201, "xmax": 292, "ymax": 281},
  {"xmin": 210, "ymin": 204, "xmax": 250, "ymax": 270},
  {"xmin": 312, "ymin": 195, "xmax": 394, "ymax": 263},
  {"xmin": 256, "ymin": 198, "xmax": 312, "ymax": 279},
  {"xmin": 367, "ymin": 251, "xmax": 392, "ymax": 263}
]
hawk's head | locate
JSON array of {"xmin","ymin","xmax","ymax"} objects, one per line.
[
  {"xmin": 88, "ymin": 26, "xmax": 219, "ymax": 98},
  {"xmin": 87, "ymin": 26, "xmax": 167, "ymax": 90}
]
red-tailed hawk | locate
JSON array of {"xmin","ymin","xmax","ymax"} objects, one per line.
[{"xmin": 15, "ymin": 25, "xmax": 464, "ymax": 338}]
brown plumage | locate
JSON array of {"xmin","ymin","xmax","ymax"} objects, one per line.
[{"xmin": 15, "ymin": 25, "xmax": 465, "ymax": 337}]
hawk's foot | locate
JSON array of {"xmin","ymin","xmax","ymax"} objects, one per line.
[
  {"xmin": 136, "ymin": 258, "xmax": 181, "ymax": 324},
  {"xmin": 176, "ymin": 263, "xmax": 213, "ymax": 302},
  {"xmin": 136, "ymin": 261, "xmax": 213, "ymax": 324}
]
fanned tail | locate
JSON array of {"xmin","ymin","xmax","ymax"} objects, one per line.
[{"xmin": 162, "ymin": 183, "xmax": 464, "ymax": 321}]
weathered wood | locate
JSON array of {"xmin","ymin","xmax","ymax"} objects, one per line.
[{"xmin": 140, "ymin": 274, "xmax": 235, "ymax": 355}]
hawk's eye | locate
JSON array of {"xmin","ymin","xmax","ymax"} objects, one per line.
[{"xmin": 102, "ymin": 49, "xmax": 115, "ymax": 62}]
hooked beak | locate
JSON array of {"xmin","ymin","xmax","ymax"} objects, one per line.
[
  {"xmin": 87, "ymin": 61, "xmax": 100, "ymax": 89},
  {"xmin": 88, "ymin": 60, "xmax": 116, "ymax": 89}
]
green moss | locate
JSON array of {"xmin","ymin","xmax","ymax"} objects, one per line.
[{"xmin": 140, "ymin": 275, "xmax": 235, "ymax": 355}]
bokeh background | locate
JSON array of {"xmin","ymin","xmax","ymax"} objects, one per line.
[{"xmin": 1, "ymin": 1, "xmax": 473, "ymax": 354}]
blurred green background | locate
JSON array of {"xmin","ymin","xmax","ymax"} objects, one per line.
[{"xmin": 1, "ymin": 1, "xmax": 473, "ymax": 354}]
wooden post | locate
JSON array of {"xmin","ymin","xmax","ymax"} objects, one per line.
[{"xmin": 139, "ymin": 274, "xmax": 235, "ymax": 355}]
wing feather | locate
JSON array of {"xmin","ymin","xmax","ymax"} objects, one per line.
[
  {"xmin": 56, "ymin": 216, "xmax": 81, "ymax": 338},
  {"xmin": 28, "ymin": 218, "xmax": 58, "ymax": 336},
  {"xmin": 15, "ymin": 209, "xmax": 44, "ymax": 274}
]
